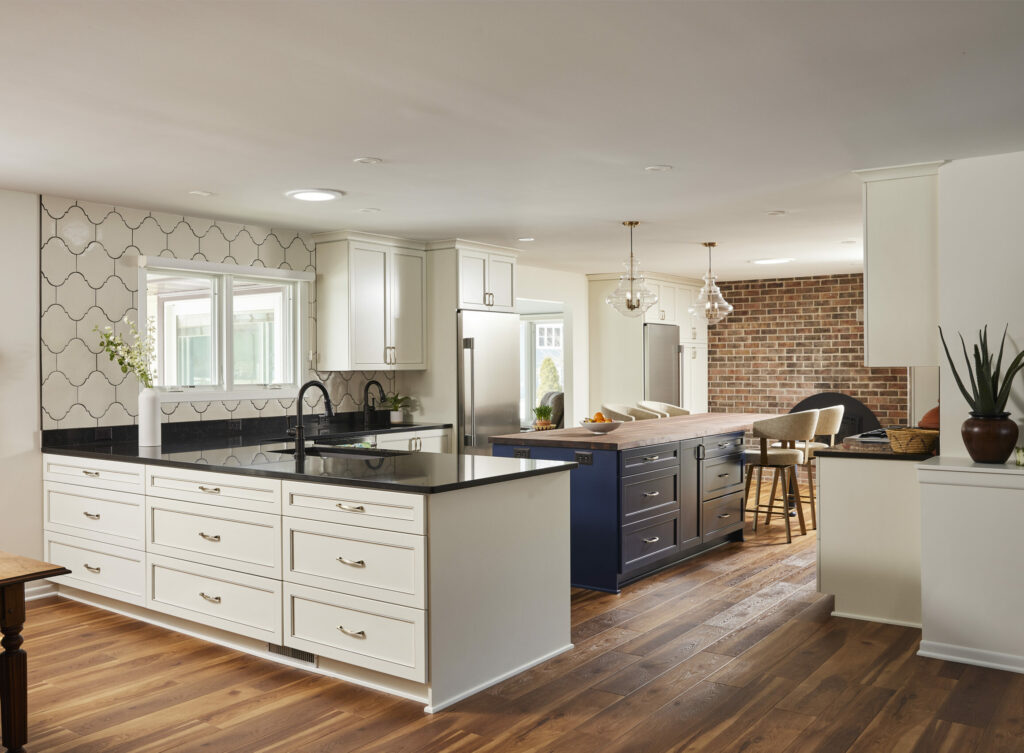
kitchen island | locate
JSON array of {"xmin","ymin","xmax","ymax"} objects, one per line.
[
  {"xmin": 39, "ymin": 437, "xmax": 574, "ymax": 712},
  {"xmin": 492, "ymin": 413, "xmax": 772, "ymax": 592}
]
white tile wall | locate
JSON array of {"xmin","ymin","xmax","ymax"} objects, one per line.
[{"xmin": 40, "ymin": 196, "xmax": 394, "ymax": 430}]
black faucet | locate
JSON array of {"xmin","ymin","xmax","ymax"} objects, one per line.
[
  {"xmin": 293, "ymin": 380, "xmax": 333, "ymax": 463},
  {"xmin": 363, "ymin": 379, "xmax": 387, "ymax": 427}
]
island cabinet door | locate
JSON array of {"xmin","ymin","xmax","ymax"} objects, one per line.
[{"xmin": 678, "ymin": 438, "xmax": 702, "ymax": 550}]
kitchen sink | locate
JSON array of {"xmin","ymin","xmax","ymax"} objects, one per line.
[{"xmin": 269, "ymin": 446, "xmax": 410, "ymax": 458}]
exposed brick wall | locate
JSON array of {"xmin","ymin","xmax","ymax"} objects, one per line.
[{"xmin": 708, "ymin": 274, "xmax": 909, "ymax": 427}]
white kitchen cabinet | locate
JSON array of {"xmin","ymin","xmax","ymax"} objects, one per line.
[
  {"xmin": 644, "ymin": 282, "xmax": 679, "ymax": 325},
  {"xmin": 316, "ymin": 235, "xmax": 427, "ymax": 371},
  {"xmin": 678, "ymin": 285, "xmax": 708, "ymax": 344},
  {"xmin": 458, "ymin": 248, "xmax": 516, "ymax": 312},
  {"xmin": 681, "ymin": 343, "xmax": 708, "ymax": 414},
  {"xmin": 375, "ymin": 428, "xmax": 451, "ymax": 454}
]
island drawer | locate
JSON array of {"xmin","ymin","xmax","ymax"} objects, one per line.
[
  {"xmin": 284, "ymin": 582, "xmax": 426, "ymax": 683},
  {"xmin": 283, "ymin": 517, "xmax": 425, "ymax": 609},
  {"xmin": 621, "ymin": 512, "xmax": 680, "ymax": 572},
  {"xmin": 44, "ymin": 481, "xmax": 144, "ymax": 550},
  {"xmin": 145, "ymin": 466, "xmax": 281, "ymax": 513},
  {"xmin": 702, "ymin": 491, "xmax": 744, "ymax": 540},
  {"xmin": 703, "ymin": 433, "xmax": 745, "ymax": 459},
  {"xmin": 282, "ymin": 480, "xmax": 425, "ymax": 534},
  {"xmin": 702, "ymin": 452, "xmax": 745, "ymax": 500},
  {"xmin": 621, "ymin": 469, "xmax": 678, "ymax": 524},
  {"xmin": 44, "ymin": 531, "xmax": 146, "ymax": 606},
  {"xmin": 43, "ymin": 454, "xmax": 146, "ymax": 494},
  {"xmin": 146, "ymin": 554, "xmax": 282, "ymax": 644},
  {"xmin": 146, "ymin": 497, "xmax": 281, "ymax": 578},
  {"xmin": 620, "ymin": 443, "xmax": 680, "ymax": 477}
]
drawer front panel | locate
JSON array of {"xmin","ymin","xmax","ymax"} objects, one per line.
[
  {"xmin": 283, "ymin": 518, "xmax": 424, "ymax": 608},
  {"xmin": 284, "ymin": 582, "xmax": 426, "ymax": 682},
  {"xmin": 44, "ymin": 481, "xmax": 144, "ymax": 549},
  {"xmin": 704, "ymin": 433, "xmax": 745, "ymax": 458},
  {"xmin": 283, "ymin": 480, "xmax": 424, "ymax": 534},
  {"xmin": 622, "ymin": 470, "xmax": 678, "ymax": 523},
  {"xmin": 702, "ymin": 453, "xmax": 744, "ymax": 500},
  {"xmin": 620, "ymin": 443, "xmax": 680, "ymax": 477},
  {"xmin": 621, "ymin": 514, "xmax": 680, "ymax": 571},
  {"xmin": 43, "ymin": 454, "xmax": 145, "ymax": 494},
  {"xmin": 702, "ymin": 491, "xmax": 744, "ymax": 540},
  {"xmin": 147, "ymin": 554, "xmax": 282, "ymax": 643},
  {"xmin": 146, "ymin": 467, "xmax": 281, "ymax": 513},
  {"xmin": 147, "ymin": 498, "xmax": 281, "ymax": 577},
  {"xmin": 44, "ymin": 532, "xmax": 145, "ymax": 606}
]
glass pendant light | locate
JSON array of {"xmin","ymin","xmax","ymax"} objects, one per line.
[
  {"xmin": 689, "ymin": 241, "xmax": 733, "ymax": 324},
  {"xmin": 605, "ymin": 221, "xmax": 658, "ymax": 318}
]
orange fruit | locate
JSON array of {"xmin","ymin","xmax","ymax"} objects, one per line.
[{"xmin": 594, "ymin": 411, "xmax": 605, "ymax": 422}]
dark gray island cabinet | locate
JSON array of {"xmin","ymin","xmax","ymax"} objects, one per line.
[{"xmin": 492, "ymin": 413, "xmax": 770, "ymax": 592}]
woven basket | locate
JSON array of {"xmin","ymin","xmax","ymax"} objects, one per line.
[{"xmin": 887, "ymin": 427, "xmax": 939, "ymax": 454}]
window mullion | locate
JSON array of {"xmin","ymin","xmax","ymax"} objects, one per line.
[{"xmin": 221, "ymin": 275, "xmax": 232, "ymax": 393}]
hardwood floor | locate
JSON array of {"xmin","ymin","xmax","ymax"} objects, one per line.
[{"xmin": 21, "ymin": 485, "xmax": 1024, "ymax": 752}]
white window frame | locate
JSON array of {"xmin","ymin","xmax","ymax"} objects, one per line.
[
  {"xmin": 138, "ymin": 256, "xmax": 313, "ymax": 403},
  {"xmin": 520, "ymin": 314, "xmax": 564, "ymax": 427}
]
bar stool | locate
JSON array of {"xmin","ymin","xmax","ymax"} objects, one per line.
[
  {"xmin": 743, "ymin": 410, "xmax": 819, "ymax": 543},
  {"xmin": 773, "ymin": 405, "xmax": 845, "ymax": 530},
  {"xmin": 637, "ymin": 401, "xmax": 690, "ymax": 417},
  {"xmin": 601, "ymin": 403, "xmax": 661, "ymax": 421}
]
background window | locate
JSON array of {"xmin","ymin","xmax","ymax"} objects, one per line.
[
  {"xmin": 520, "ymin": 318, "xmax": 564, "ymax": 426},
  {"xmin": 232, "ymin": 278, "xmax": 291, "ymax": 386},
  {"xmin": 146, "ymin": 271, "xmax": 218, "ymax": 389}
]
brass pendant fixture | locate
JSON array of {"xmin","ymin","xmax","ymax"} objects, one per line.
[
  {"xmin": 689, "ymin": 241, "xmax": 733, "ymax": 324},
  {"xmin": 605, "ymin": 221, "xmax": 658, "ymax": 318}
]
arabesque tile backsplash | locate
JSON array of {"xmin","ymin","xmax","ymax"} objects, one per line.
[{"xmin": 40, "ymin": 196, "xmax": 393, "ymax": 430}]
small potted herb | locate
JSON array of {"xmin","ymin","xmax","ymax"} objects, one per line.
[
  {"xmin": 532, "ymin": 404, "xmax": 554, "ymax": 430},
  {"xmin": 382, "ymin": 393, "xmax": 413, "ymax": 425}
]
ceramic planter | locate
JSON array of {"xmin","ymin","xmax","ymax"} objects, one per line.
[
  {"xmin": 138, "ymin": 387, "xmax": 161, "ymax": 447},
  {"xmin": 961, "ymin": 412, "xmax": 1018, "ymax": 464}
]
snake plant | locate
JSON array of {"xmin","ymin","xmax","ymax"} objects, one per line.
[{"xmin": 939, "ymin": 325, "xmax": 1024, "ymax": 416}]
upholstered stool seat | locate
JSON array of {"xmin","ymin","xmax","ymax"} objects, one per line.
[
  {"xmin": 743, "ymin": 447, "xmax": 803, "ymax": 466},
  {"xmin": 771, "ymin": 440, "xmax": 828, "ymax": 457}
]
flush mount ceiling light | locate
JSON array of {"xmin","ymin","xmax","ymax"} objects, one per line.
[
  {"xmin": 689, "ymin": 242, "xmax": 734, "ymax": 325},
  {"xmin": 188, "ymin": 190, "xmax": 214, "ymax": 197},
  {"xmin": 751, "ymin": 257, "xmax": 795, "ymax": 265},
  {"xmin": 644, "ymin": 164, "xmax": 673, "ymax": 172},
  {"xmin": 605, "ymin": 221, "xmax": 658, "ymax": 318},
  {"xmin": 353, "ymin": 157, "xmax": 383, "ymax": 165},
  {"xmin": 285, "ymin": 189, "xmax": 345, "ymax": 202},
  {"xmin": 517, "ymin": 237, "xmax": 535, "ymax": 242},
  {"xmin": 358, "ymin": 207, "xmax": 382, "ymax": 213},
  {"xmin": 840, "ymin": 239, "xmax": 858, "ymax": 245},
  {"xmin": 765, "ymin": 210, "xmax": 787, "ymax": 216}
]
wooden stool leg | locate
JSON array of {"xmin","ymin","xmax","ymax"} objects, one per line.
[
  {"xmin": 766, "ymin": 468, "xmax": 781, "ymax": 526},
  {"xmin": 754, "ymin": 467, "xmax": 764, "ymax": 511},
  {"xmin": 780, "ymin": 470, "xmax": 792, "ymax": 543},
  {"xmin": 807, "ymin": 462, "xmax": 817, "ymax": 529},
  {"xmin": 791, "ymin": 467, "xmax": 807, "ymax": 535},
  {"xmin": 743, "ymin": 465, "xmax": 754, "ymax": 510},
  {"xmin": 1, "ymin": 582, "xmax": 28, "ymax": 753}
]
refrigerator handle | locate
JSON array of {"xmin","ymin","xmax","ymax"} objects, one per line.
[{"xmin": 463, "ymin": 337, "xmax": 476, "ymax": 446}]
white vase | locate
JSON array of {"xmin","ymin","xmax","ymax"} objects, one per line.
[
  {"xmin": 138, "ymin": 387, "xmax": 161, "ymax": 446},
  {"xmin": 390, "ymin": 410, "xmax": 404, "ymax": 425}
]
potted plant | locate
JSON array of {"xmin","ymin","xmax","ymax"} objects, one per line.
[
  {"xmin": 532, "ymin": 404, "xmax": 554, "ymax": 430},
  {"xmin": 382, "ymin": 393, "xmax": 412, "ymax": 425},
  {"xmin": 940, "ymin": 324, "xmax": 1024, "ymax": 463},
  {"xmin": 96, "ymin": 318, "xmax": 159, "ymax": 447}
]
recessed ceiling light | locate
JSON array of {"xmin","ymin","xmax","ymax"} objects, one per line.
[
  {"xmin": 751, "ymin": 258, "xmax": 796, "ymax": 265},
  {"xmin": 188, "ymin": 190, "xmax": 214, "ymax": 197},
  {"xmin": 765, "ymin": 210, "xmax": 787, "ymax": 216},
  {"xmin": 353, "ymin": 157, "xmax": 383, "ymax": 165},
  {"xmin": 517, "ymin": 237, "xmax": 535, "ymax": 242},
  {"xmin": 285, "ymin": 189, "xmax": 345, "ymax": 202},
  {"xmin": 644, "ymin": 164, "xmax": 673, "ymax": 172},
  {"xmin": 840, "ymin": 239, "xmax": 858, "ymax": 245},
  {"xmin": 358, "ymin": 207, "xmax": 382, "ymax": 213}
]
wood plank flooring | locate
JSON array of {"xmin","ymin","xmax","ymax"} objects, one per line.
[{"xmin": 21, "ymin": 483, "xmax": 1024, "ymax": 752}]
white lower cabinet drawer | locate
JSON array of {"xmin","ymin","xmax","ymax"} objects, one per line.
[
  {"xmin": 283, "ymin": 517, "xmax": 424, "ymax": 608},
  {"xmin": 44, "ymin": 481, "xmax": 144, "ymax": 549},
  {"xmin": 284, "ymin": 582, "xmax": 426, "ymax": 683},
  {"xmin": 146, "ymin": 497, "xmax": 281, "ymax": 578},
  {"xmin": 43, "ymin": 454, "xmax": 146, "ymax": 494},
  {"xmin": 146, "ymin": 466, "xmax": 281, "ymax": 513},
  {"xmin": 146, "ymin": 554, "xmax": 282, "ymax": 643},
  {"xmin": 44, "ymin": 532, "xmax": 145, "ymax": 606},
  {"xmin": 282, "ymin": 480, "xmax": 424, "ymax": 534}
]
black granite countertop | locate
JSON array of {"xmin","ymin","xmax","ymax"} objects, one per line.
[
  {"xmin": 41, "ymin": 434, "xmax": 575, "ymax": 494},
  {"xmin": 815, "ymin": 447, "xmax": 935, "ymax": 462}
]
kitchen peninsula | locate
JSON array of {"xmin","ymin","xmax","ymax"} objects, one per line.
[
  {"xmin": 40, "ymin": 434, "xmax": 574, "ymax": 713},
  {"xmin": 492, "ymin": 413, "xmax": 773, "ymax": 592}
]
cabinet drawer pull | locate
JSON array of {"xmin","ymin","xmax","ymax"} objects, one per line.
[
  {"xmin": 337, "ymin": 625, "xmax": 367, "ymax": 639},
  {"xmin": 337, "ymin": 556, "xmax": 367, "ymax": 568},
  {"xmin": 198, "ymin": 486, "xmax": 221, "ymax": 494},
  {"xmin": 83, "ymin": 564, "xmax": 101, "ymax": 573},
  {"xmin": 199, "ymin": 592, "xmax": 222, "ymax": 604},
  {"xmin": 642, "ymin": 455, "xmax": 660, "ymax": 462},
  {"xmin": 718, "ymin": 513, "xmax": 733, "ymax": 519},
  {"xmin": 336, "ymin": 503, "xmax": 366, "ymax": 513},
  {"xmin": 82, "ymin": 470, "xmax": 100, "ymax": 478},
  {"xmin": 717, "ymin": 472, "xmax": 731, "ymax": 478},
  {"xmin": 199, "ymin": 532, "xmax": 221, "ymax": 542},
  {"xmin": 642, "ymin": 491, "xmax": 661, "ymax": 498},
  {"xmin": 718, "ymin": 441, "xmax": 733, "ymax": 448},
  {"xmin": 83, "ymin": 512, "xmax": 101, "ymax": 520},
  {"xmin": 642, "ymin": 536, "xmax": 660, "ymax": 545}
]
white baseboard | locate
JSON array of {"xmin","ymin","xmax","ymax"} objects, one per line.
[
  {"xmin": 831, "ymin": 610, "xmax": 921, "ymax": 629},
  {"xmin": 25, "ymin": 580, "xmax": 57, "ymax": 601},
  {"xmin": 918, "ymin": 640, "xmax": 1024, "ymax": 675}
]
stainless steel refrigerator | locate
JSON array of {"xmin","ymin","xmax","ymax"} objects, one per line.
[
  {"xmin": 643, "ymin": 323, "xmax": 683, "ymax": 406},
  {"xmin": 458, "ymin": 310, "xmax": 522, "ymax": 455}
]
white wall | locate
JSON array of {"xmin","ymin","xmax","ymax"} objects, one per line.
[
  {"xmin": 516, "ymin": 265, "xmax": 589, "ymax": 425},
  {"xmin": 938, "ymin": 151, "xmax": 1024, "ymax": 456},
  {"xmin": 0, "ymin": 190, "xmax": 42, "ymax": 557}
]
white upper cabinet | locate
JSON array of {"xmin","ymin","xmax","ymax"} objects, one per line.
[
  {"xmin": 316, "ymin": 235, "xmax": 427, "ymax": 371},
  {"xmin": 678, "ymin": 285, "xmax": 708, "ymax": 344},
  {"xmin": 644, "ymin": 282, "xmax": 678, "ymax": 325},
  {"xmin": 458, "ymin": 248, "xmax": 516, "ymax": 312}
]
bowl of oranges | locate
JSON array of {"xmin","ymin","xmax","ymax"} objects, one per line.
[{"xmin": 580, "ymin": 412, "xmax": 623, "ymax": 434}]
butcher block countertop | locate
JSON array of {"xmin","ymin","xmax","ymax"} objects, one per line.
[{"xmin": 490, "ymin": 413, "xmax": 779, "ymax": 451}]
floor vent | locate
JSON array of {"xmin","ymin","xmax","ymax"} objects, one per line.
[{"xmin": 268, "ymin": 644, "xmax": 315, "ymax": 664}]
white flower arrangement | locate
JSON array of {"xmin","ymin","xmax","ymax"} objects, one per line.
[{"xmin": 95, "ymin": 317, "xmax": 157, "ymax": 389}]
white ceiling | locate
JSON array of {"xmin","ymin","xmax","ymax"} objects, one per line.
[{"xmin": 3, "ymin": 1, "xmax": 1024, "ymax": 281}]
